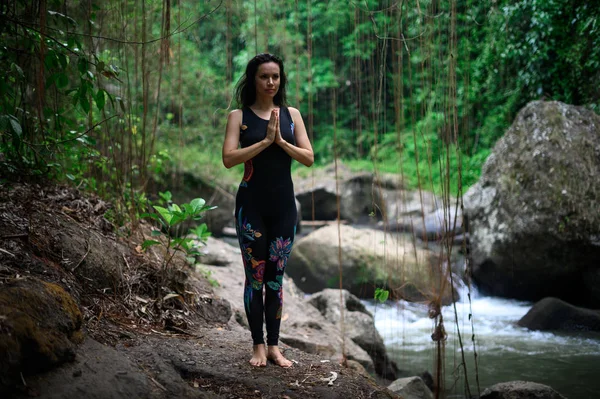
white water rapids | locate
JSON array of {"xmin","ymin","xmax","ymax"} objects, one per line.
[{"xmin": 364, "ymin": 286, "xmax": 600, "ymax": 399}]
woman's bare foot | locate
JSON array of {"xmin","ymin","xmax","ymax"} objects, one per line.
[
  {"xmin": 267, "ymin": 346, "xmax": 293, "ymax": 368},
  {"xmin": 250, "ymin": 344, "xmax": 267, "ymax": 367}
]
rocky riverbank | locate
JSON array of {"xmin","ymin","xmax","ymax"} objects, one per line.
[
  {"xmin": 3, "ymin": 99, "xmax": 593, "ymax": 399},
  {"xmin": 0, "ymin": 183, "xmax": 405, "ymax": 398}
]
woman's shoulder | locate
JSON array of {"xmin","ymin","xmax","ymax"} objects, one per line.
[
  {"xmin": 286, "ymin": 106, "xmax": 302, "ymax": 117},
  {"xmin": 227, "ymin": 108, "xmax": 243, "ymax": 121}
]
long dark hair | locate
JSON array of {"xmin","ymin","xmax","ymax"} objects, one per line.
[{"xmin": 235, "ymin": 53, "xmax": 287, "ymax": 108}]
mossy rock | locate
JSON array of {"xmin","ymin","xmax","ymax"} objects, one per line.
[
  {"xmin": 464, "ymin": 101, "xmax": 600, "ymax": 306},
  {"xmin": 0, "ymin": 277, "xmax": 82, "ymax": 390}
]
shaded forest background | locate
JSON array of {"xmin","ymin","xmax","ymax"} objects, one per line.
[{"xmin": 1, "ymin": 0, "xmax": 598, "ymax": 226}]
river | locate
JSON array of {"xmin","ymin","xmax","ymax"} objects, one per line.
[{"xmin": 364, "ymin": 287, "xmax": 600, "ymax": 399}]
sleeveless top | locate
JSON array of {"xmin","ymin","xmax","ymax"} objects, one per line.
[{"xmin": 238, "ymin": 107, "xmax": 296, "ymax": 190}]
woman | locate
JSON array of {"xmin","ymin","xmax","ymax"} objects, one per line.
[{"xmin": 222, "ymin": 53, "xmax": 313, "ymax": 367}]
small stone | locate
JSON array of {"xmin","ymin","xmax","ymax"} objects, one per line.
[{"xmin": 72, "ymin": 369, "xmax": 82, "ymax": 377}]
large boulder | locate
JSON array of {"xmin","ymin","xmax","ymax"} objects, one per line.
[
  {"xmin": 0, "ymin": 277, "xmax": 83, "ymax": 391},
  {"xmin": 464, "ymin": 101, "xmax": 600, "ymax": 307},
  {"xmin": 294, "ymin": 163, "xmax": 442, "ymax": 229},
  {"xmin": 518, "ymin": 297, "xmax": 600, "ymax": 332},
  {"xmin": 480, "ymin": 381, "xmax": 567, "ymax": 399},
  {"xmin": 287, "ymin": 224, "xmax": 457, "ymax": 304},
  {"xmin": 295, "ymin": 172, "xmax": 386, "ymax": 223},
  {"xmin": 308, "ymin": 289, "xmax": 398, "ymax": 379},
  {"xmin": 389, "ymin": 206, "xmax": 464, "ymax": 242},
  {"xmin": 388, "ymin": 376, "xmax": 434, "ymax": 399},
  {"xmin": 381, "ymin": 189, "xmax": 439, "ymax": 228}
]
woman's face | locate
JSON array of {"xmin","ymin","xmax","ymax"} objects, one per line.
[{"xmin": 254, "ymin": 62, "xmax": 280, "ymax": 98}]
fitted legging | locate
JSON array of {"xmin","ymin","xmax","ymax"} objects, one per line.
[{"xmin": 235, "ymin": 198, "xmax": 296, "ymax": 346}]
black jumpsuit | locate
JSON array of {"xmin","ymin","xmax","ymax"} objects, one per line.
[{"xmin": 235, "ymin": 106, "xmax": 297, "ymax": 346}]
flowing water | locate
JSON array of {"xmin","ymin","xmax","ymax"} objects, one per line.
[{"xmin": 364, "ymin": 287, "xmax": 600, "ymax": 399}]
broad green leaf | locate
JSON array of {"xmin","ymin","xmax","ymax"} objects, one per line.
[
  {"xmin": 190, "ymin": 198, "xmax": 206, "ymax": 212},
  {"xmin": 46, "ymin": 74, "xmax": 58, "ymax": 89},
  {"xmin": 181, "ymin": 203, "xmax": 193, "ymax": 215},
  {"xmin": 95, "ymin": 89, "xmax": 105, "ymax": 110},
  {"xmin": 10, "ymin": 63, "xmax": 24, "ymax": 78},
  {"xmin": 140, "ymin": 212, "xmax": 160, "ymax": 221},
  {"xmin": 57, "ymin": 73, "xmax": 68, "ymax": 88},
  {"xmin": 78, "ymin": 57, "xmax": 88, "ymax": 75},
  {"xmin": 169, "ymin": 214, "xmax": 184, "ymax": 226},
  {"xmin": 151, "ymin": 230, "xmax": 162, "ymax": 236},
  {"xmin": 58, "ymin": 53, "xmax": 68, "ymax": 69},
  {"xmin": 105, "ymin": 91, "xmax": 116, "ymax": 109},
  {"xmin": 80, "ymin": 95, "xmax": 90, "ymax": 114},
  {"xmin": 374, "ymin": 288, "xmax": 389, "ymax": 303},
  {"xmin": 142, "ymin": 240, "xmax": 161, "ymax": 250},
  {"xmin": 44, "ymin": 51, "xmax": 58, "ymax": 69},
  {"xmin": 178, "ymin": 239, "xmax": 192, "ymax": 251},
  {"xmin": 118, "ymin": 97, "xmax": 126, "ymax": 113},
  {"xmin": 190, "ymin": 224, "xmax": 208, "ymax": 240},
  {"xmin": 153, "ymin": 205, "xmax": 173, "ymax": 225},
  {"xmin": 159, "ymin": 191, "xmax": 172, "ymax": 202},
  {"xmin": 8, "ymin": 116, "xmax": 22, "ymax": 137}
]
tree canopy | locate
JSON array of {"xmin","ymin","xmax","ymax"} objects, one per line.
[{"xmin": 1, "ymin": 0, "xmax": 598, "ymax": 221}]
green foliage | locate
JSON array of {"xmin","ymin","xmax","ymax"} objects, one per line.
[
  {"xmin": 142, "ymin": 196, "xmax": 216, "ymax": 253},
  {"xmin": 0, "ymin": 3, "xmax": 124, "ymax": 180},
  {"xmin": 374, "ymin": 287, "xmax": 389, "ymax": 304},
  {"xmin": 141, "ymin": 194, "xmax": 216, "ymax": 297},
  {"xmin": 468, "ymin": 0, "xmax": 600, "ymax": 148},
  {"xmin": 1, "ymin": 0, "xmax": 598, "ymax": 222}
]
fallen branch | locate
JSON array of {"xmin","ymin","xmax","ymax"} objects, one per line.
[
  {"xmin": 0, "ymin": 248, "xmax": 16, "ymax": 257},
  {"xmin": 150, "ymin": 377, "xmax": 167, "ymax": 392}
]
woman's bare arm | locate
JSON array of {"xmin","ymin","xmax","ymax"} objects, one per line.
[
  {"xmin": 222, "ymin": 109, "xmax": 277, "ymax": 169},
  {"xmin": 275, "ymin": 107, "xmax": 314, "ymax": 167}
]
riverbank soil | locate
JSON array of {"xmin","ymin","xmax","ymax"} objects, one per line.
[{"xmin": 0, "ymin": 182, "xmax": 399, "ymax": 399}]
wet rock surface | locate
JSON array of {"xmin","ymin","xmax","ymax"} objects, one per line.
[
  {"xmin": 518, "ymin": 297, "xmax": 600, "ymax": 332},
  {"xmin": 480, "ymin": 380, "xmax": 568, "ymax": 399}
]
